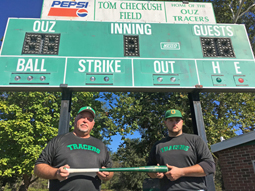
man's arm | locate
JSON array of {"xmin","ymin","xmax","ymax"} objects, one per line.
[{"xmin": 34, "ymin": 163, "xmax": 70, "ymax": 181}]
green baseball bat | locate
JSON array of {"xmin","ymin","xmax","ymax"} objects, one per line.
[{"xmin": 66, "ymin": 166, "xmax": 168, "ymax": 173}]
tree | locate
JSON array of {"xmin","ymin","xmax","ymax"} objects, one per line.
[
  {"xmin": 103, "ymin": 91, "xmax": 255, "ymax": 146},
  {"xmin": 0, "ymin": 91, "xmax": 114, "ymax": 190},
  {"xmin": 111, "ymin": 138, "xmax": 148, "ymax": 191},
  {"xmin": 101, "ymin": 90, "xmax": 255, "ymax": 191},
  {"xmin": 203, "ymin": 0, "xmax": 255, "ymax": 53}
]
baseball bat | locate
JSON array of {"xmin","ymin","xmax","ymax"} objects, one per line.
[{"xmin": 65, "ymin": 166, "xmax": 168, "ymax": 173}]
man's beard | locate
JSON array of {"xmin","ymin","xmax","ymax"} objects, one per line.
[
  {"xmin": 78, "ymin": 128, "xmax": 89, "ymax": 133},
  {"xmin": 77, "ymin": 124, "xmax": 89, "ymax": 133}
]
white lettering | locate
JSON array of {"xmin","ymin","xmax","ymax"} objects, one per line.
[
  {"xmin": 34, "ymin": 59, "xmax": 40, "ymax": 72},
  {"xmin": 41, "ymin": 21, "xmax": 48, "ymax": 32},
  {"xmin": 226, "ymin": 26, "xmax": 234, "ymax": 36},
  {"xmin": 41, "ymin": 59, "xmax": 46, "ymax": 72},
  {"xmin": 169, "ymin": 61, "xmax": 175, "ymax": 73},
  {"xmin": 234, "ymin": 62, "xmax": 241, "ymax": 74},
  {"xmin": 77, "ymin": 59, "xmax": 122, "ymax": 73},
  {"xmin": 16, "ymin": 59, "xmax": 25, "ymax": 71},
  {"xmin": 33, "ymin": 21, "xmax": 56, "ymax": 32},
  {"xmin": 153, "ymin": 61, "xmax": 175, "ymax": 73},
  {"xmin": 213, "ymin": 26, "xmax": 221, "ymax": 36},
  {"xmin": 107, "ymin": 60, "xmax": 114, "ymax": 72},
  {"xmin": 33, "ymin": 21, "xmax": 41, "ymax": 32},
  {"xmin": 124, "ymin": 24, "xmax": 132, "ymax": 34},
  {"xmin": 16, "ymin": 59, "xmax": 46, "ymax": 72},
  {"xmin": 193, "ymin": 25, "xmax": 234, "ymax": 37},
  {"xmin": 78, "ymin": 60, "xmax": 86, "ymax": 72},
  {"xmin": 49, "ymin": 21, "xmax": 56, "ymax": 32},
  {"xmin": 212, "ymin": 61, "xmax": 221, "ymax": 73},
  {"xmin": 115, "ymin": 60, "xmax": 121, "ymax": 72},
  {"xmin": 94, "ymin": 60, "xmax": 101, "ymax": 72},
  {"xmin": 87, "ymin": 60, "xmax": 93, "ymax": 72},
  {"xmin": 145, "ymin": 24, "xmax": 151, "ymax": 35},
  {"xmin": 102, "ymin": 60, "xmax": 106, "ymax": 72},
  {"xmin": 193, "ymin": 25, "xmax": 200, "ymax": 35},
  {"xmin": 161, "ymin": 61, "xmax": 168, "ymax": 73},
  {"xmin": 111, "ymin": 23, "xmax": 151, "ymax": 35},
  {"xmin": 24, "ymin": 59, "xmax": 34, "ymax": 71},
  {"xmin": 208, "ymin": 26, "xmax": 213, "ymax": 36},
  {"xmin": 219, "ymin": 26, "xmax": 226, "ymax": 36},
  {"xmin": 154, "ymin": 61, "xmax": 161, "ymax": 73}
]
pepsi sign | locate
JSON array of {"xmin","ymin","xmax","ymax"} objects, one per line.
[{"xmin": 48, "ymin": 1, "xmax": 89, "ymax": 17}]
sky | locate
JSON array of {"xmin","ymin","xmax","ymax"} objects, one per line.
[
  {"xmin": 0, "ymin": 0, "xmax": 140, "ymax": 152},
  {"xmin": 0, "ymin": 0, "xmax": 44, "ymax": 46}
]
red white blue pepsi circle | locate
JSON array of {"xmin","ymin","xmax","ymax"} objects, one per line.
[{"xmin": 76, "ymin": 9, "xmax": 88, "ymax": 17}]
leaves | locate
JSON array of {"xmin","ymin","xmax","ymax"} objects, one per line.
[
  {"xmin": 110, "ymin": 139, "xmax": 148, "ymax": 191},
  {"xmin": 0, "ymin": 91, "xmax": 115, "ymax": 188}
]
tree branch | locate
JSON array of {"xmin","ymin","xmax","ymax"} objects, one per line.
[
  {"xmin": 233, "ymin": 0, "xmax": 245, "ymax": 23},
  {"xmin": 228, "ymin": 0, "xmax": 235, "ymax": 19},
  {"xmin": 238, "ymin": 3, "xmax": 255, "ymax": 19}
]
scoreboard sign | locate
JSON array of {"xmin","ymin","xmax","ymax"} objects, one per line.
[
  {"xmin": 41, "ymin": 0, "xmax": 216, "ymax": 24},
  {"xmin": 0, "ymin": 18, "xmax": 254, "ymax": 92}
]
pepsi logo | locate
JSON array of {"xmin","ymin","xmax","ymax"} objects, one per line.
[{"xmin": 77, "ymin": 9, "xmax": 88, "ymax": 17}]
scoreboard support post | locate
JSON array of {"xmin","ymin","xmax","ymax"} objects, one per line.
[
  {"xmin": 188, "ymin": 92, "xmax": 216, "ymax": 191},
  {"xmin": 188, "ymin": 92, "xmax": 208, "ymax": 141},
  {"xmin": 58, "ymin": 88, "xmax": 72, "ymax": 135}
]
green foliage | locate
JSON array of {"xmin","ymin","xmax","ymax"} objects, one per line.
[
  {"xmin": 0, "ymin": 91, "xmax": 114, "ymax": 190},
  {"xmin": 102, "ymin": 91, "xmax": 255, "ymax": 190},
  {"xmin": 0, "ymin": 92, "xmax": 61, "ymax": 180},
  {"xmin": 212, "ymin": 0, "xmax": 255, "ymax": 53},
  {"xmin": 201, "ymin": 92, "xmax": 255, "ymax": 145},
  {"xmin": 110, "ymin": 138, "xmax": 148, "ymax": 191}
]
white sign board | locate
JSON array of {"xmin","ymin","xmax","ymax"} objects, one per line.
[{"xmin": 41, "ymin": 0, "xmax": 216, "ymax": 24}]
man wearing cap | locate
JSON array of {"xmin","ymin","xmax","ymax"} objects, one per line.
[
  {"xmin": 147, "ymin": 109, "xmax": 215, "ymax": 191},
  {"xmin": 34, "ymin": 106, "xmax": 114, "ymax": 191}
]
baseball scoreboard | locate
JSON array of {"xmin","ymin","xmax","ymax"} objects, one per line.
[{"xmin": 0, "ymin": 18, "xmax": 254, "ymax": 92}]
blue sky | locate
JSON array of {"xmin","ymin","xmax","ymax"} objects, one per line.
[
  {"xmin": 0, "ymin": 0, "xmax": 140, "ymax": 152},
  {"xmin": 0, "ymin": 0, "xmax": 43, "ymax": 46}
]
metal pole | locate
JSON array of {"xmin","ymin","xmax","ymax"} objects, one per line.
[
  {"xmin": 188, "ymin": 92, "xmax": 216, "ymax": 191},
  {"xmin": 58, "ymin": 88, "xmax": 72, "ymax": 135}
]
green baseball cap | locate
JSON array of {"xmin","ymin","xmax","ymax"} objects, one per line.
[
  {"xmin": 165, "ymin": 109, "xmax": 182, "ymax": 119},
  {"xmin": 78, "ymin": 106, "xmax": 96, "ymax": 118}
]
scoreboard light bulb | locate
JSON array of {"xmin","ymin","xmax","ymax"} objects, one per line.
[
  {"xmin": 40, "ymin": 76, "xmax": 46, "ymax": 81},
  {"xmin": 15, "ymin": 76, "xmax": 21, "ymax": 81},
  {"xmin": 157, "ymin": 77, "xmax": 163, "ymax": 82},
  {"xmin": 27, "ymin": 76, "xmax": 33, "ymax": 81},
  {"xmin": 216, "ymin": 77, "xmax": 222, "ymax": 83},
  {"xmin": 104, "ymin": 77, "xmax": 109, "ymax": 82},
  {"xmin": 90, "ymin": 77, "xmax": 96, "ymax": 81},
  {"xmin": 170, "ymin": 77, "xmax": 176, "ymax": 82},
  {"xmin": 238, "ymin": 78, "xmax": 244, "ymax": 83}
]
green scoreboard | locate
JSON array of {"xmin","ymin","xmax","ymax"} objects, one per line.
[{"xmin": 0, "ymin": 18, "xmax": 254, "ymax": 92}]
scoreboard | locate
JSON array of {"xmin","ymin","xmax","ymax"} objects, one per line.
[{"xmin": 0, "ymin": 18, "xmax": 254, "ymax": 92}]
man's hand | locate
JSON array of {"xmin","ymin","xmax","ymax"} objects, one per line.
[
  {"xmin": 165, "ymin": 164, "xmax": 184, "ymax": 181},
  {"xmin": 147, "ymin": 164, "xmax": 165, "ymax": 179},
  {"xmin": 55, "ymin": 164, "xmax": 70, "ymax": 181},
  {"xmin": 96, "ymin": 166, "xmax": 114, "ymax": 181}
]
